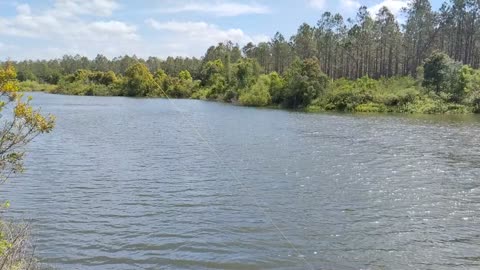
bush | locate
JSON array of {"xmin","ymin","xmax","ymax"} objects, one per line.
[
  {"xmin": 191, "ymin": 88, "xmax": 210, "ymax": 100},
  {"xmin": 423, "ymin": 52, "xmax": 464, "ymax": 101},
  {"xmin": 239, "ymin": 75, "xmax": 271, "ymax": 106},
  {"xmin": 404, "ymin": 98, "xmax": 447, "ymax": 114},
  {"xmin": 268, "ymin": 72, "xmax": 285, "ymax": 104},
  {"xmin": 54, "ymin": 80, "xmax": 89, "ymax": 95},
  {"xmin": 355, "ymin": 103, "xmax": 387, "ymax": 112},
  {"xmin": 123, "ymin": 63, "xmax": 156, "ymax": 97},
  {"xmin": 283, "ymin": 58, "xmax": 329, "ymax": 108},
  {"xmin": 323, "ymin": 81, "xmax": 373, "ymax": 111},
  {"xmin": 18, "ymin": 80, "xmax": 57, "ymax": 92},
  {"xmin": 445, "ymin": 104, "xmax": 471, "ymax": 114},
  {"xmin": 205, "ymin": 74, "xmax": 227, "ymax": 100}
]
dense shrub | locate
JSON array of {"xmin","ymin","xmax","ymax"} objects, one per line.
[
  {"xmin": 239, "ymin": 75, "xmax": 271, "ymax": 106},
  {"xmin": 422, "ymin": 52, "xmax": 464, "ymax": 102},
  {"xmin": 283, "ymin": 58, "xmax": 329, "ymax": 108},
  {"xmin": 22, "ymin": 51, "xmax": 480, "ymax": 114},
  {"xmin": 123, "ymin": 63, "xmax": 157, "ymax": 97},
  {"xmin": 18, "ymin": 80, "xmax": 57, "ymax": 92},
  {"xmin": 355, "ymin": 103, "xmax": 388, "ymax": 112}
]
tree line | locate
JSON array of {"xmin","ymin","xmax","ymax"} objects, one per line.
[
  {"xmin": 11, "ymin": 0, "xmax": 480, "ymax": 81},
  {"xmin": 5, "ymin": 0, "xmax": 480, "ymax": 113}
]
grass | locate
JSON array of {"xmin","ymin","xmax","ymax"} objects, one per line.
[{"xmin": 18, "ymin": 81, "xmax": 57, "ymax": 93}]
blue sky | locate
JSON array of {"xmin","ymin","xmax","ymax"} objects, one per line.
[{"xmin": 0, "ymin": 0, "xmax": 444, "ymax": 60}]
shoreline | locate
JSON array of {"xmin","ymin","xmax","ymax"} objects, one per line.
[{"xmin": 22, "ymin": 87, "xmax": 478, "ymax": 115}]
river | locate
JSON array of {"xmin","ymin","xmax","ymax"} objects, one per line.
[{"xmin": 2, "ymin": 92, "xmax": 480, "ymax": 269}]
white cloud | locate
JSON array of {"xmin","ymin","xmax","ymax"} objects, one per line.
[
  {"xmin": 309, "ymin": 0, "xmax": 327, "ymax": 9},
  {"xmin": 308, "ymin": 0, "xmax": 408, "ymax": 18},
  {"xmin": 86, "ymin": 21, "xmax": 137, "ymax": 41},
  {"xmin": 146, "ymin": 19, "xmax": 266, "ymax": 44},
  {"xmin": 0, "ymin": 10, "xmax": 137, "ymax": 41},
  {"xmin": 309, "ymin": 0, "xmax": 361, "ymax": 14},
  {"xmin": 0, "ymin": 0, "xmax": 269, "ymax": 59},
  {"xmin": 161, "ymin": 2, "xmax": 270, "ymax": 16},
  {"xmin": 340, "ymin": 0, "xmax": 361, "ymax": 10},
  {"xmin": 146, "ymin": 19, "xmax": 268, "ymax": 56},
  {"xmin": 16, "ymin": 4, "xmax": 31, "ymax": 15},
  {"xmin": 52, "ymin": 0, "xmax": 120, "ymax": 17},
  {"xmin": 0, "ymin": 1, "xmax": 139, "ymax": 59},
  {"xmin": 369, "ymin": 0, "xmax": 409, "ymax": 17}
]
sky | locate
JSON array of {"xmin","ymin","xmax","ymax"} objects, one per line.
[{"xmin": 0, "ymin": 0, "xmax": 444, "ymax": 61}]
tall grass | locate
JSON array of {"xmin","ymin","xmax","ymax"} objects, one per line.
[{"xmin": 18, "ymin": 81, "xmax": 57, "ymax": 93}]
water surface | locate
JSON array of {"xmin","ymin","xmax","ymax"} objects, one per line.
[{"xmin": 3, "ymin": 93, "xmax": 480, "ymax": 269}]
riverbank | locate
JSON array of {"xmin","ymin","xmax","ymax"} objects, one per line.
[
  {"xmin": 17, "ymin": 53, "xmax": 480, "ymax": 115},
  {"xmin": 19, "ymin": 78, "xmax": 476, "ymax": 115}
]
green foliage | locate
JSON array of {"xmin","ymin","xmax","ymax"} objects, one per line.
[
  {"xmin": 283, "ymin": 58, "xmax": 329, "ymax": 108},
  {"xmin": 18, "ymin": 80, "xmax": 57, "ymax": 92},
  {"xmin": 16, "ymin": 70, "xmax": 37, "ymax": 82},
  {"xmin": 422, "ymin": 52, "xmax": 464, "ymax": 101},
  {"xmin": 148, "ymin": 69, "xmax": 169, "ymax": 97},
  {"xmin": 239, "ymin": 75, "xmax": 272, "ymax": 106},
  {"xmin": 199, "ymin": 60, "xmax": 228, "ymax": 99},
  {"xmin": 320, "ymin": 76, "xmax": 425, "ymax": 112},
  {"xmin": 322, "ymin": 77, "xmax": 375, "ymax": 111},
  {"xmin": 11, "ymin": 48, "xmax": 480, "ymax": 115},
  {"xmin": 205, "ymin": 74, "xmax": 227, "ymax": 100},
  {"xmin": 233, "ymin": 58, "xmax": 262, "ymax": 89},
  {"xmin": 191, "ymin": 88, "xmax": 210, "ymax": 100},
  {"xmin": 179, "ymin": 70, "xmax": 192, "ymax": 81},
  {"xmin": 124, "ymin": 63, "xmax": 156, "ymax": 97},
  {"xmin": 202, "ymin": 60, "xmax": 224, "ymax": 85},
  {"xmin": 355, "ymin": 103, "xmax": 387, "ymax": 112},
  {"xmin": 0, "ymin": 230, "xmax": 12, "ymax": 255},
  {"xmin": 166, "ymin": 74, "xmax": 197, "ymax": 98},
  {"xmin": 268, "ymin": 72, "xmax": 285, "ymax": 104}
]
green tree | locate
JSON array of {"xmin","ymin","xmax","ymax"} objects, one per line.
[
  {"xmin": 201, "ymin": 60, "xmax": 227, "ymax": 99},
  {"xmin": 179, "ymin": 70, "xmax": 192, "ymax": 81},
  {"xmin": 123, "ymin": 63, "xmax": 156, "ymax": 97},
  {"xmin": 239, "ymin": 75, "xmax": 272, "ymax": 106},
  {"xmin": 292, "ymin": 23, "xmax": 317, "ymax": 59},
  {"xmin": 423, "ymin": 52, "xmax": 463, "ymax": 99},
  {"xmin": 404, "ymin": 0, "xmax": 436, "ymax": 75},
  {"xmin": 268, "ymin": 72, "xmax": 286, "ymax": 104},
  {"xmin": 284, "ymin": 58, "xmax": 329, "ymax": 108},
  {"xmin": 202, "ymin": 60, "xmax": 224, "ymax": 85},
  {"xmin": 167, "ymin": 70, "xmax": 195, "ymax": 98},
  {"xmin": 234, "ymin": 58, "xmax": 261, "ymax": 89},
  {"xmin": 270, "ymin": 32, "xmax": 292, "ymax": 74}
]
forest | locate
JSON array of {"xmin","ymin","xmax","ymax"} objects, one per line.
[{"xmin": 7, "ymin": 0, "xmax": 480, "ymax": 113}]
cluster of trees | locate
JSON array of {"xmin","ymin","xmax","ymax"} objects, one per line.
[
  {"xmin": 13, "ymin": 0, "xmax": 480, "ymax": 80},
  {"xmin": 6, "ymin": 0, "xmax": 480, "ymax": 113},
  {"xmin": 13, "ymin": 51, "xmax": 480, "ymax": 113},
  {"xmin": 248, "ymin": 0, "xmax": 480, "ymax": 78},
  {"xmin": 40, "ymin": 56, "xmax": 331, "ymax": 110}
]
